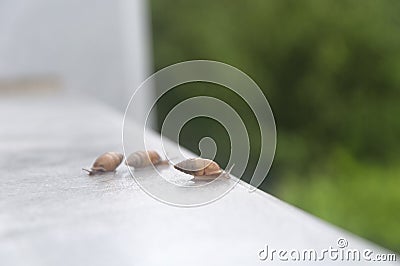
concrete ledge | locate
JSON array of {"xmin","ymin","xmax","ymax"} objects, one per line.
[{"xmin": 0, "ymin": 96, "xmax": 397, "ymax": 265}]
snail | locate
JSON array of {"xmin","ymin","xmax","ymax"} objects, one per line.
[
  {"xmin": 125, "ymin": 150, "xmax": 169, "ymax": 169},
  {"xmin": 82, "ymin": 152, "xmax": 124, "ymax": 175},
  {"xmin": 174, "ymin": 158, "xmax": 233, "ymax": 180}
]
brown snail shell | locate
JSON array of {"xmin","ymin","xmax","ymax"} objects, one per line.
[
  {"xmin": 125, "ymin": 150, "xmax": 169, "ymax": 168},
  {"xmin": 174, "ymin": 158, "xmax": 232, "ymax": 180},
  {"xmin": 83, "ymin": 152, "xmax": 124, "ymax": 175}
]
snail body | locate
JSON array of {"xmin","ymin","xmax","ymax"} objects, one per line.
[
  {"xmin": 174, "ymin": 158, "xmax": 232, "ymax": 180},
  {"xmin": 125, "ymin": 150, "xmax": 168, "ymax": 168},
  {"xmin": 83, "ymin": 152, "xmax": 124, "ymax": 175}
]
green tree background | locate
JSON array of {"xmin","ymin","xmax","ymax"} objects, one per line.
[{"xmin": 150, "ymin": 0, "xmax": 400, "ymax": 251}]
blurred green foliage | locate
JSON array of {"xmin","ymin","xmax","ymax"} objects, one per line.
[{"xmin": 150, "ymin": 0, "xmax": 400, "ymax": 251}]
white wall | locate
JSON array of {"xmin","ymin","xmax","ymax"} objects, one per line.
[{"xmin": 0, "ymin": 0, "xmax": 153, "ymax": 125}]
